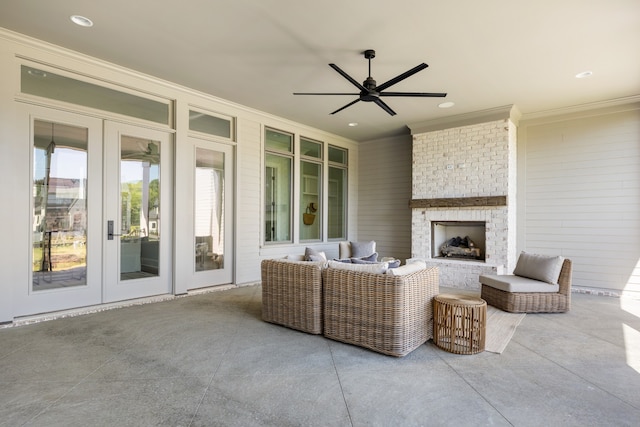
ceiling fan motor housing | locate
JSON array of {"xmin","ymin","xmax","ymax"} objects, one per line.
[{"xmin": 362, "ymin": 77, "xmax": 378, "ymax": 97}]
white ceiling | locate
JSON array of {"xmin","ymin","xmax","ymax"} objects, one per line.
[{"xmin": 1, "ymin": 0, "xmax": 639, "ymax": 141}]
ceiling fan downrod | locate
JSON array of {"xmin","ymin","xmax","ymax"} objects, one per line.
[{"xmin": 363, "ymin": 50, "xmax": 377, "ymax": 92}]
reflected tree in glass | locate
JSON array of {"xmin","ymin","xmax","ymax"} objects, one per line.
[{"xmin": 120, "ymin": 136, "xmax": 160, "ymax": 279}]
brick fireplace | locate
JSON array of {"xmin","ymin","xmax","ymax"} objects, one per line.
[{"xmin": 408, "ymin": 106, "xmax": 520, "ymax": 289}]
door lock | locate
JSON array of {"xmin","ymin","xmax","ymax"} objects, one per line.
[{"xmin": 107, "ymin": 220, "xmax": 122, "ymax": 240}]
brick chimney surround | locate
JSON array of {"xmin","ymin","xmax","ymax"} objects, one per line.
[{"xmin": 408, "ymin": 105, "xmax": 520, "ymax": 289}]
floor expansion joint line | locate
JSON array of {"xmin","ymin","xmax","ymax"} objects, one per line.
[
  {"xmin": 438, "ymin": 353, "xmax": 515, "ymax": 426},
  {"xmin": 328, "ymin": 343, "xmax": 355, "ymax": 427}
]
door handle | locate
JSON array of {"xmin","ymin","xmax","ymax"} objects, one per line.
[{"xmin": 107, "ymin": 220, "xmax": 122, "ymax": 240}]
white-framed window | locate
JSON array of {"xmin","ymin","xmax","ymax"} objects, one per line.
[
  {"xmin": 328, "ymin": 145, "xmax": 348, "ymax": 240},
  {"xmin": 264, "ymin": 128, "xmax": 293, "ymax": 243},
  {"xmin": 263, "ymin": 129, "xmax": 348, "ymax": 244}
]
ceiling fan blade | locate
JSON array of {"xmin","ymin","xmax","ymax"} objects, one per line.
[
  {"xmin": 330, "ymin": 98, "xmax": 361, "ymax": 115},
  {"xmin": 375, "ymin": 63, "xmax": 428, "ymax": 92},
  {"xmin": 293, "ymin": 92, "xmax": 360, "ymax": 95},
  {"xmin": 379, "ymin": 91, "xmax": 447, "ymax": 97},
  {"xmin": 329, "ymin": 64, "xmax": 368, "ymax": 92},
  {"xmin": 373, "ymin": 98, "xmax": 396, "ymax": 116}
]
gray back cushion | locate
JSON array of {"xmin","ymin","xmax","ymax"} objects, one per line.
[
  {"xmin": 513, "ymin": 252, "xmax": 564, "ymax": 284},
  {"xmin": 350, "ymin": 241, "xmax": 376, "ymax": 258}
]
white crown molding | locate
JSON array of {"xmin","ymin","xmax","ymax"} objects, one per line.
[
  {"xmin": 407, "ymin": 105, "xmax": 520, "ymax": 135},
  {"xmin": 519, "ymin": 95, "xmax": 640, "ymax": 126}
]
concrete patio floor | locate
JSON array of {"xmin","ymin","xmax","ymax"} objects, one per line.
[{"xmin": 1, "ymin": 285, "xmax": 639, "ymax": 426}]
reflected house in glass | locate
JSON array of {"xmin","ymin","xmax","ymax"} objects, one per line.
[{"xmin": 32, "ymin": 120, "xmax": 89, "ymax": 289}]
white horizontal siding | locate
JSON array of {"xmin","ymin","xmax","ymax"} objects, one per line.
[
  {"xmin": 357, "ymin": 135, "xmax": 412, "ymax": 260},
  {"xmin": 520, "ymin": 106, "xmax": 640, "ymax": 295},
  {"xmin": 235, "ymin": 118, "xmax": 262, "ymax": 284}
]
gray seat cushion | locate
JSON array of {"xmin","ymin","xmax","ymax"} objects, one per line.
[{"xmin": 480, "ymin": 274, "xmax": 560, "ymax": 293}]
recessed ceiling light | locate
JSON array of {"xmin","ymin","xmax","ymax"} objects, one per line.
[
  {"xmin": 438, "ymin": 101, "xmax": 455, "ymax": 109},
  {"xmin": 575, "ymin": 71, "xmax": 593, "ymax": 79},
  {"xmin": 348, "ymin": 122, "xmax": 358, "ymax": 127},
  {"xmin": 70, "ymin": 15, "xmax": 94, "ymax": 27},
  {"xmin": 27, "ymin": 69, "xmax": 47, "ymax": 78}
]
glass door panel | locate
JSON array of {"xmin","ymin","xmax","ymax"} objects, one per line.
[
  {"xmin": 32, "ymin": 120, "xmax": 89, "ymax": 290},
  {"xmin": 119, "ymin": 136, "xmax": 161, "ymax": 280},
  {"xmin": 195, "ymin": 147, "xmax": 225, "ymax": 272}
]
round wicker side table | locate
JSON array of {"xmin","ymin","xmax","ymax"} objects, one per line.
[{"xmin": 433, "ymin": 293, "xmax": 487, "ymax": 355}]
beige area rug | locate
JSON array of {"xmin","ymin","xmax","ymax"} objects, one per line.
[{"xmin": 485, "ymin": 305, "xmax": 526, "ymax": 353}]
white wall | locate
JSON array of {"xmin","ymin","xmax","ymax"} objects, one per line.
[
  {"xmin": 518, "ymin": 102, "xmax": 640, "ymax": 296},
  {"xmin": 357, "ymin": 135, "xmax": 412, "ymax": 261}
]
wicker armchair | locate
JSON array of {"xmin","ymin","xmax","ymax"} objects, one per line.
[
  {"xmin": 480, "ymin": 259, "xmax": 572, "ymax": 313},
  {"xmin": 261, "ymin": 259, "xmax": 324, "ymax": 334},
  {"xmin": 322, "ymin": 266, "xmax": 439, "ymax": 357}
]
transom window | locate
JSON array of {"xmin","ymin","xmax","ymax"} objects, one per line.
[{"xmin": 21, "ymin": 65, "xmax": 171, "ymax": 125}]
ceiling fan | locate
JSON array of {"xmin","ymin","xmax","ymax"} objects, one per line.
[{"xmin": 293, "ymin": 49, "xmax": 447, "ymax": 116}]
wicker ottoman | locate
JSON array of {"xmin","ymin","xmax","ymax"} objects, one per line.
[{"xmin": 433, "ymin": 294, "xmax": 486, "ymax": 354}]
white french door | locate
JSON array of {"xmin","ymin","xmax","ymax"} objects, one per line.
[
  {"xmin": 103, "ymin": 121, "xmax": 173, "ymax": 302},
  {"xmin": 21, "ymin": 107, "xmax": 103, "ymax": 316},
  {"xmin": 20, "ymin": 106, "xmax": 173, "ymax": 317}
]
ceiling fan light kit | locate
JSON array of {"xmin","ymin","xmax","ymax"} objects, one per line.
[{"xmin": 294, "ymin": 49, "xmax": 446, "ymax": 116}]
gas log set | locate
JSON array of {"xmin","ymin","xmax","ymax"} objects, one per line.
[{"xmin": 440, "ymin": 236, "xmax": 482, "ymax": 260}]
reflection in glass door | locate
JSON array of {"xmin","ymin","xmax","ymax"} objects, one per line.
[
  {"xmin": 195, "ymin": 147, "xmax": 225, "ymax": 272},
  {"xmin": 32, "ymin": 120, "xmax": 89, "ymax": 290},
  {"xmin": 119, "ymin": 136, "xmax": 161, "ymax": 280}
]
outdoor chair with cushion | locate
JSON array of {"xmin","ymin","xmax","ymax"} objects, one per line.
[{"xmin": 480, "ymin": 252, "xmax": 572, "ymax": 313}]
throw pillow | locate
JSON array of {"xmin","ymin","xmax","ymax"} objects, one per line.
[
  {"xmin": 386, "ymin": 262, "xmax": 426, "ymax": 276},
  {"xmin": 304, "ymin": 247, "xmax": 327, "ymax": 262},
  {"xmin": 350, "ymin": 240, "xmax": 376, "ymax": 258},
  {"xmin": 338, "ymin": 241, "xmax": 352, "ymax": 259},
  {"xmin": 352, "ymin": 252, "xmax": 378, "ymax": 262},
  {"xmin": 285, "ymin": 254, "xmax": 305, "ymax": 261},
  {"xmin": 387, "ymin": 259, "xmax": 401, "ymax": 269},
  {"xmin": 350, "ymin": 257, "xmax": 377, "ymax": 264},
  {"xmin": 513, "ymin": 252, "xmax": 564, "ymax": 284},
  {"xmin": 332, "ymin": 258, "xmax": 352, "ymax": 263}
]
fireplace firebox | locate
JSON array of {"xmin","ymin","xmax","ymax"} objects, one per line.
[{"xmin": 431, "ymin": 221, "xmax": 486, "ymax": 261}]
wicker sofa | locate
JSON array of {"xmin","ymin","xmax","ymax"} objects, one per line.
[
  {"xmin": 261, "ymin": 257, "xmax": 440, "ymax": 357},
  {"xmin": 323, "ymin": 264, "xmax": 439, "ymax": 357},
  {"xmin": 480, "ymin": 255, "xmax": 572, "ymax": 313}
]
